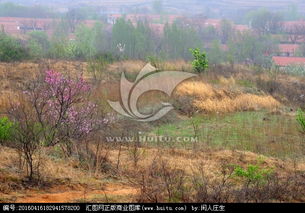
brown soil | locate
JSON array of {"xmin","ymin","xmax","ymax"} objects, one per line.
[{"xmin": 15, "ymin": 184, "xmax": 138, "ymax": 203}]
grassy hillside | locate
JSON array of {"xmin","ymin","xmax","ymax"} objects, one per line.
[{"xmin": 0, "ymin": 60, "xmax": 305, "ymax": 202}]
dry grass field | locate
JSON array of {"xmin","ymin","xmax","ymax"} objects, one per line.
[
  {"xmin": 0, "ymin": 60, "xmax": 305, "ymax": 203},
  {"xmin": 175, "ymin": 81, "xmax": 280, "ymax": 113}
]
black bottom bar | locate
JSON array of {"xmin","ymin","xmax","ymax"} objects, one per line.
[{"xmin": 0, "ymin": 203, "xmax": 304, "ymax": 212}]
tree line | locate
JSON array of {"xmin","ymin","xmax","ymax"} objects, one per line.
[{"xmin": 4, "ymin": 9, "xmax": 305, "ymax": 68}]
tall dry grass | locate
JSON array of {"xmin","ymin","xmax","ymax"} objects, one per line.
[
  {"xmin": 0, "ymin": 91, "xmax": 19, "ymax": 113},
  {"xmin": 193, "ymin": 94, "xmax": 280, "ymax": 113},
  {"xmin": 160, "ymin": 60, "xmax": 192, "ymax": 71},
  {"xmin": 175, "ymin": 81, "xmax": 280, "ymax": 113},
  {"xmin": 107, "ymin": 60, "xmax": 146, "ymax": 74},
  {"xmin": 106, "ymin": 60, "xmax": 192, "ymax": 73}
]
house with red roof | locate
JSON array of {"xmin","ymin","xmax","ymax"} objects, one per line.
[
  {"xmin": 278, "ymin": 44, "xmax": 300, "ymax": 57},
  {"xmin": 201, "ymin": 19, "xmax": 249, "ymax": 32},
  {"xmin": 203, "ymin": 19, "xmax": 221, "ymax": 28},
  {"xmin": 234, "ymin": 24, "xmax": 250, "ymax": 32},
  {"xmin": 272, "ymin": 56, "xmax": 305, "ymax": 67},
  {"xmin": 283, "ymin": 20, "xmax": 305, "ymax": 32}
]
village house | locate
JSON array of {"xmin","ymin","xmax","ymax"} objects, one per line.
[
  {"xmin": 272, "ymin": 56, "xmax": 305, "ymax": 68},
  {"xmin": 277, "ymin": 44, "xmax": 300, "ymax": 57}
]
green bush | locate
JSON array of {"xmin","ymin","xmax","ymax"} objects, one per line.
[
  {"xmin": 0, "ymin": 117, "xmax": 13, "ymax": 142},
  {"xmin": 0, "ymin": 32, "xmax": 27, "ymax": 62},
  {"xmin": 297, "ymin": 109, "xmax": 305, "ymax": 134},
  {"xmin": 189, "ymin": 48, "xmax": 209, "ymax": 73},
  {"xmin": 27, "ymin": 31, "xmax": 50, "ymax": 59},
  {"xmin": 233, "ymin": 164, "xmax": 273, "ymax": 184}
]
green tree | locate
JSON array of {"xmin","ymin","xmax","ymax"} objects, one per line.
[
  {"xmin": 27, "ymin": 31, "xmax": 50, "ymax": 59},
  {"xmin": 207, "ymin": 40, "xmax": 225, "ymax": 65},
  {"xmin": 112, "ymin": 18, "xmax": 136, "ymax": 58},
  {"xmin": 112, "ymin": 18, "xmax": 155, "ymax": 59},
  {"xmin": 134, "ymin": 20, "xmax": 155, "ymax": 59},
  {"xmin": 201, "ymin": 26, "xmax": 218, "ymax": 42},
  {"xmin": 163, "ymin": 21, "xmax": 202, "ymax": 59},
  {"xmin": 219, "ymin": 19, "xmax": 234, "ymax": 44},
  {"xmin": 48, "ymin": 20, "xmax": 70, "ymax": 59},
  {"xmin": 190, "ymin": 48, "xmax": 209, "ymax": 73},
  {"xmin": 228, "ymin": 32, "xmax": 278, "ymax": 67},
  {"xmin": 247, "ymin": 9, "xmax": 283, "ymax": 34},
  {"xmin": 74, "ymin": 24, "xmax": 97, "ymax": 59},
  {"xmin": 92, "ymin": 22, "xmax": 107, "ymax": 55},
  {"xmin": 0, "ymin": 32, "xmax": 27, "ymax": 62}
]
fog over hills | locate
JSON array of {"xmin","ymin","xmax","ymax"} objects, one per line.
[
  {"xmin": 1, "ymin": 0, "xmax": 305, "ymax": 15},
  {"xmin": 1, "ymin": 0, "xmax": 303, "ymax": 7}
]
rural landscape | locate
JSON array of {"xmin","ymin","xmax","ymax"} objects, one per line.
[{"xmin": 0, "ymin": 0, "xmax": 305, "ymax": 205}]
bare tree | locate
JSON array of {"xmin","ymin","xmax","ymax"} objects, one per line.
[
  {"xmin": 284, "ymin": 22, "xmax": 305, "ymax": 44},
  {"xmin": 7, "ymin": 97, "xmax": 43, "ymax": 180},
  {"xmin": 65, "ymin": 9, "xmax": 85, "ymax": 33}
]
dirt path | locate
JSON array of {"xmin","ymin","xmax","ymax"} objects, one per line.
[{"xmin": 16, "ymin": 184, "xmax": 138, "ymax": 203}]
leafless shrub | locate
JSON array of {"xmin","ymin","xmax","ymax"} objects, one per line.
[
  {"xmin": 127, "ymin": 133, "xmax": 146, "ymax": 169},
  {"xmin": 190, "ymin": 164, "xmax": 235, "ymax": 203},
  {"xmin": 231, "ymin": 172, "xmax": 305, "ymax": 203},
  {"xmin": 5, "ymin": 98, "xmax": 43, "ymax": 181},
  {"xmin": 136, "ymin": 158, "xmax": 188, "ymax": 203},
  {"xmin": 132, "ymin": 159, "xmax": 305, "ymax": 203},
  {"xmin": 71, "ymin": 132, "xmax": 115, "ymax": 176}
]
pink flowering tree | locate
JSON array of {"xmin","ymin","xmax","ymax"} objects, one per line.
[
  {"xmin": 30, "ymin": 70, "xmax": 107, "ymax": 148},
  {"xmin": 8, "ymin": 70, "xmax": 106, "ymax": 179}
]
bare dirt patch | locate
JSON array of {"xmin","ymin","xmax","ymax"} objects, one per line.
[{"xmin": 15, "ymin": 184, "xmax": 138, "ymax": 203}]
